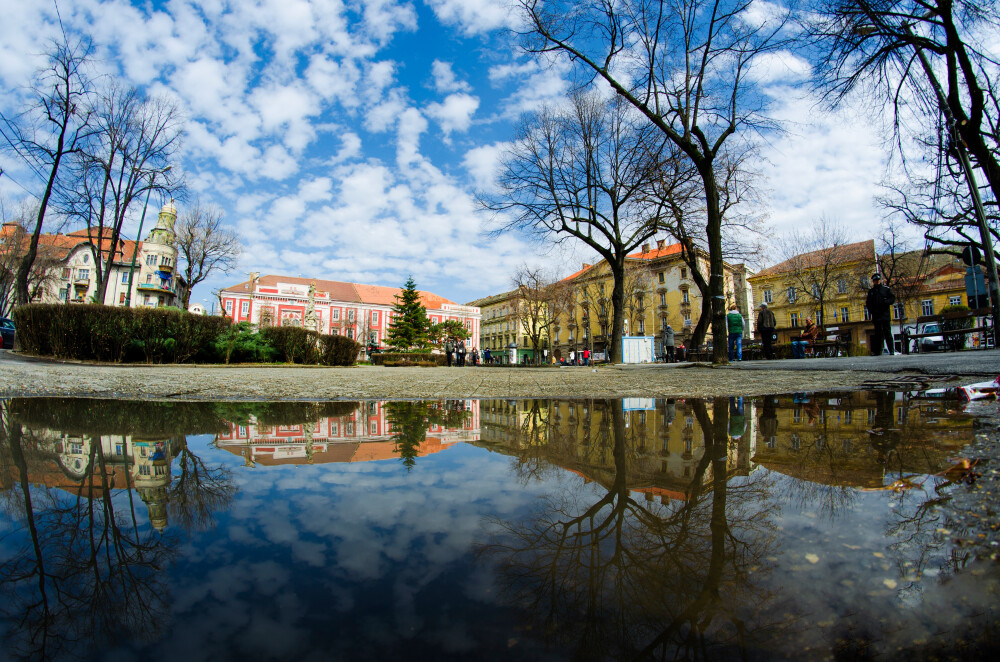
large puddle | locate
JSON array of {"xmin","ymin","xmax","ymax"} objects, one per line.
[{"xmin": 0, "ymin": 394, "xmax": 997, "ymax": 661}]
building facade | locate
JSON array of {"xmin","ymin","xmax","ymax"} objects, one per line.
[
  {"xmin": 220, "ymin": 274, "xmax": 481, "ymax": 347},
  {"xmin": 468, "ymin": 288, "xmax": 551, "ymax": 364},
  {"xmin": 550, "ymin": 240, "xmax": 750, "ymax": 361},
  {"xmin": 1, "ymin": 202, "xmax": 183, "ymax": 309}
]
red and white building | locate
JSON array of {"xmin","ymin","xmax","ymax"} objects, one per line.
[{"xmin": 220, "ymin": 274, "xmax": 481, "ymax": 348}]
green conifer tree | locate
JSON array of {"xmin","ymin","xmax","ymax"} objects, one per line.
[{"xmin": 387, "ymin": 276, "xmax": 430, "ymax": 350}]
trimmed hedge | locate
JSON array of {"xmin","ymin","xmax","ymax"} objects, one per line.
[
  {"xmin": 372, "ymin": 351, "xmax": 446, "ymax": 367},
  {"xmin": 11, "ymin": 304, "xmax": 361, "ymax": 366}
]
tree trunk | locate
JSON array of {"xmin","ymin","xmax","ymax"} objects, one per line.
[
  {"xmin": 610, "ymin": 260, "xmax": 626, "ymax": 363},
  {"xmin": 15, "ymin": 145, "xmax": 66, "ymax": 305},
  {"xmin": 701, "ymin": 167, "xmax": 729, "ymax": 364}
]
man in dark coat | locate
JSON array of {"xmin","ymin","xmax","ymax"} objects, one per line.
[
  {"xmin": 756, "ymin": 303, "xmax": 777, "ymax": 359},
  {"xmin": 865, "ymin": 273, "xmax": 896, "ymax": 355}
]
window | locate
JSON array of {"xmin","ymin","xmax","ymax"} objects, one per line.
[
  {"xmin": 863, "ymin": 307, "xmax": 871, "ymax": 320},
  {"xmin": 658, "ymin": 271, "xmax": 665, "ymax": 283},
  {"xmin": 682, "ymin": 290, "xmax": 689, "ymax": 303},
  {"xmin": 949, "ymin": 296, "xmax": 962, "ymax": 306},
  {"xmin": 78, "ymin": 268, "xmax": 89, "ymax": 281},
  {"xmin": 62, "ymin": 267, "xmax": 71, "ymax": 279},
  {"xmin": 680, "ymin": 267, "xmax": 687, "ymax": 278},
  {"xmin": 119, "ymin": 293, "xmax": 126, "ymax": 304},
  {"xmin": 811, "ymin": 283, "xmax": 821, "ymax": 298},
  {"xmin": 146, "ymin": 274, "xmax": 153, "ymax": 284},
  {"xmin": 348, "ymin": 309, "xmax": 355, "ymax": 321},
  {"xmin": 763, "ymin": 289, "xmax": 773, "ymax": 304},
  {"xmin": 860, "ymin": 276, "xmax": 871, "ymax": 289},
  {"xmin": 331, "ymin": 309, "xmax": 340, "ymax": 320},
  {"xmin": 787, "ymin": 286, "xmax": 797, "ymax": 303},
  {"xmin": 121, "ymin": 272, "xmax": 129, "ymax": 284},
  {"xmin": 659, "ymin": 292, "xmax": 666, "ymax": 306},
  {"xmin": 225, "ymin": 300, "xmax": 233, "ymax": 314},
  {"xmin": 790, "ymin": 312, "xmax": 799, "ymax": 327},
  {"xmin": 144, "ymin": 295, "xmax": 152, "ymax": 305},
  {"xmin": 58, "ymin": 288, "xmax": 67, "ymax": 300},
  {"xmin": 82, "ymin": 254, "xmax": 89, "ymax": 264},
  {"xmin": 683, "ymin": 311, "xmax": 692, "ymax": 326},
  {"xmin": 837, "ymin": 278, "xmax": 848, "ymax": 294},
  {"xmin": 815, "ymin": 309, "xmax": 823, "ymax": 325},
  {"xmin": 661, "ymin": 316, "xmax": 667, "ymax": 330},
  {"xmin": 240, "ymin": 301, "xmax": 249, "ymax": 316},
  {"xmin": 161, "ymin": 256, "xmax": 172, "ymax": 266},
  {"xmin": 893, "ymin": 302, "xmax": 904, "ymax": 319},
  {"xmin": 637, "ymin": 319, "xmax": 645, "ymax": 334},
  {"xmin": 371, "ymin": 311, "xmax": 379, "ymax": 324},
  {"xmin": 146, "ymin": 254, "xmax": 157, "ymax": 266},
  {"xmin": 921, "ymin": 299, "xmax": 934, "ymax": 316},
  {"xmin": 840, "ymin": 307, "xmax": 849, "ymax": 322}
]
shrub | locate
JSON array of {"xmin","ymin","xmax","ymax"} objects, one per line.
[
  {"xmin": 372, "ymin": 352, "xmax": 446, "ymax": 367},
  {"xmin": 318, "ymin": 334, "xmax": 361, "ymax": 366},
  {"xmin": 260, "ymin": 325, "xmax": 319, "ymax": 363},
  {"xmin": 212, "ymin": 322, "xmax": 277, "ymax": 364},
  {"xmin": 12, "ymin": 303, "xmax": 232, "ymax": 363}
]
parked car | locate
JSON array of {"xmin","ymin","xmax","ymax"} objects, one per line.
[
  {"xmin": 0, "ymin": 317, "xmax": 14, "ymax": 349},
  {"xmin": 909, "ymin": 322, "xmax": 945, "ymax": 353}
]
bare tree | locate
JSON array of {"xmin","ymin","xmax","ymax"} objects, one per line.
[
  {"xmin": 0, "ymin": 39, "xmax": 95, "ymax": 305},
  {"xmin": 518, "ymin": 0, "xmax": 789, "ymax": 363},
  {"xmin": 0, "ymin": 203, "xmax": 62, "ymax": 316},
  {"xmin": 511, "ymin": 266, "xmax": 566, "ymax": 365},
  {"xmin": 807, "ymin": 0, "xmax": 1000, "ymax": 335},
  {"xmin": 776, "ymin": 218, "xmax": 875, "ymax": 325},
  {"xmin": 66, "ymin": 83, "xmax": 182, "ymax": 302},
  {"xmin": 174, "ymin": 200, "xmax": 242, "ymax": 309},
  {"xmin": 483, "ymin": 92, "xmax": 668, "ymax": 362}
]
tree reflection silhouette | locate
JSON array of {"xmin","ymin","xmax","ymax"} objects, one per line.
[
  {"xmin": 0, "ymin": 399, "xmax": 235, "ymax": 660},
  {"xmin": 480, "ymin": 398, "xmax": 787, "ymax": 661}
]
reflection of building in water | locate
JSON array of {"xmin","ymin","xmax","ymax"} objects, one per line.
[
  {"xmin": 478, "ymin": 398, "xmax": 756, "ymax": 502},
  {"xmin": 214, "ymin": 400, "xmax": 481, "ymax": 466},
  {"xmin": 2, "ymin": 430, "xmax": 178, "ymax": 531},
  {"xmin": 753, "ymin": 392, "xmax": 974, "ymax": 487}
]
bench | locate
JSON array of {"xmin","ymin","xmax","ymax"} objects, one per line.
[
  {"xmin": 798, "ymin": 330, "xmax": 848, "ymax": 358},
  {"xmin": 902, "ymin": 325, "xmax": 993, "ymax": 351}
]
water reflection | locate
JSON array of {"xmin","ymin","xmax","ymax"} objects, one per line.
[{"xmin": 0, "ymin": 393, "xmax": 994, "ymax": 661}]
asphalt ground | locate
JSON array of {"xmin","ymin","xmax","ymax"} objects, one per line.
[{"xmin": 3, "ymin": 347, "xmax": 1000, "ymax": 401}]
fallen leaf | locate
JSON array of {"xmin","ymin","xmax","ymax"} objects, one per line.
[
  {"xmin": 883, "ymin": 579, "xmax": 897, "ymax": 589},
  {"xmin": 805, "ymin": 553, "xmax": 820, "ymax": 564}
]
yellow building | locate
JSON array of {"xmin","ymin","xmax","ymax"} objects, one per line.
[
  {"xmin": 468, "ymin": 287, "xmax": 551, "ymax": 364},
  {"xmin": 748, "ymin": 239, "xmax": 877, "ymax": 349},
  {"xmin": 749, "ymin": 240, "xmax": 984, "ymax": 353},
  {"xmin": 551, "ymin": 240, "xmax": 750, "ymax": 361}
]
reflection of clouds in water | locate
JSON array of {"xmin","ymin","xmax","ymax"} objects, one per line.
[{"xmin": 155, "ymin": 444, "xmax": 554, "ymax": 660}]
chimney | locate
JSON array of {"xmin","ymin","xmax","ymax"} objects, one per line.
[
  {"xmin": 641, "ymin": 243, "xmax": 650, "ymax": 253},
  {"xmin": 656, "ymin": 239, "xmax": 665, "ymax": 249},
  {"xmin": 582, "ymin": 262, "xmax": 592, "ymax": 270}
]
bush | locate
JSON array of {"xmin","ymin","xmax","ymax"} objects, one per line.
[
  {"xmin": 260, "ymin": 325, "xmax": 319, "ymax": 363},
  {"xmin": 372, "ymin": 352, "xmax": 446, "ymax": 367},
  {"xmin": 318, "ymin": 334, "xmax": 361, "ymax": 366},
  {"xmin": 212, "ymin": 322, "xmax": 277, "ymax": 364},
  {"xmin": 12, "ymin": 304, "xmax": 231, "ymax": 363}
]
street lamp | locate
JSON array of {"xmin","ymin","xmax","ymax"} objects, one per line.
[{"xmin": 124, "ymin": 166, "xmax": 170, "ymax": 307}]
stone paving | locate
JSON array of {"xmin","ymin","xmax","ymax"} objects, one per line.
[{"xmin": 4, "ymin": 348, "xmax": 1000, "ymax": 401}]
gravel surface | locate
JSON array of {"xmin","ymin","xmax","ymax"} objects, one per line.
[{"xmin": 0, "ymin": 350, "xmax": 982, "ymax": 401}]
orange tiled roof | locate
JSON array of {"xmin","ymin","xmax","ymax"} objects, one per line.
[
  {"xmin": 753, "ymin": 239, "xmax": 875, "ymax": 278},
  {"xmin": 223, "ymin": 274, "xmax": 457, "ymax": 308},
  {"xmin": 627, "ymin": 242, "xmax": 684, "ymax": 260},
  {"xmin": 2, "ymin": 225, "xmax": 140, "ymax": 263}
]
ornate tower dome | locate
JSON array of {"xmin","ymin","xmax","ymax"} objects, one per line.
[{"xmin": 146, "ymin": 200, "xmax": 178, "ymax": 246}]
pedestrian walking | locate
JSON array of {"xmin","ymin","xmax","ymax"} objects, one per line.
[
  {"xmin": 727, "ymin": 305, "xmax": 744, "ymax": 361},
  {"xmin": 756, "ymin": 303, "xmax": 777, "ymax": 359},
  {"xmin": 662, "ymin": 325, "xmax": 675, "ymax": 363},
  {"xmin": 457, "ymin": 339, "xmax": 467, "ymax": 366},
  {"xmin": 445, "ymin": 338, "xmax": 454, "ymax": 367},
  {"xmin": 865, "ymin": 273, "xmax": 896, "ymax": 355},
  {"xmin": 583, "ymin": 348, "xmax": 590, "ymax": 366}
]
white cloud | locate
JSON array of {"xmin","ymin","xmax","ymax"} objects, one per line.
[
  {"xmin": 425, "ymin": 93, "xmax": 479, "ymax": 137},
  {"xmin": 462, "ymin": 142, "xmax": 509, "ymax": 191},
  {"xmin": 430, "ymin": 60, "xmax": 470, "ymax": 93},
  {"xmin": 748, "ymin": 51, "xmax": 812, "ymax": 84},
  {"xmin": 425, "ymin": 0, "xmax": 517, "ymax": 35}
]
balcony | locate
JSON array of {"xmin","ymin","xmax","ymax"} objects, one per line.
[
  {"xmin": 156, "ymin": 263, "xmax": 173, "ymax": 273},
  {"xmin": 137, "ymin": 283, "xmax": 174, "ymax": 295}
]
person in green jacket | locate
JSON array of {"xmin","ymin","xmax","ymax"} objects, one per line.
[{"xmin": 727, "ymin": 305, "xmax": 744, "ymax": 361}]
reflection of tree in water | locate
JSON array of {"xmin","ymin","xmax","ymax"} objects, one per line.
[
  {"xmin": 0, "ymin": 399, "xmax": 237, "ymax": 660},
  {"xmin": 169, "ymin": 434, "xmax": 237, "ymax": 531},
  {"xmin": 386, "ymin": 401, "xmax": 470, "ymax": 471},
  {"xmin": 480, "ymin": 399, "xmax": 787, "ymax": 660}
]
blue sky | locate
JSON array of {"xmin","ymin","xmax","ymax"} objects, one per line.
[{"xmin": 0, "ymin": 0, "xmax": 891, "ymax": 307}]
